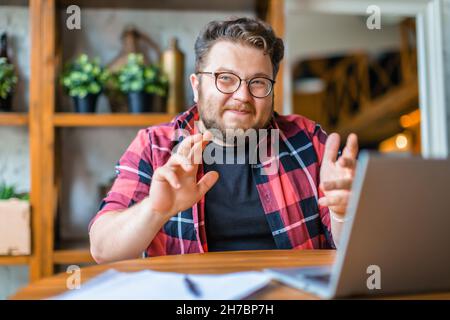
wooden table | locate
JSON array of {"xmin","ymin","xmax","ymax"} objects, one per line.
[{"xmin": 10, "ymin": 250, "xmax": 450, "ymax": 300}]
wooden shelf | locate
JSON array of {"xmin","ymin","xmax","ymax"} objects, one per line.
[
  {"xmin": 57, "ymin": 0, "xmax": 258, "ymax": 11},
  {"xmin": 53, "ymin": 113, "xmax": 175, "ymax": 127},
  {"xmin": 0, "ymin": 113, "xmax": 28, "ymax": 126},
  {"xmin": 1, "ymin": 0, "xmax": 28, "ymax": 6},
  {"xmin": 53, "ymin": 249, "xmax": 95, "ymax": 265},
  {"xmin": 0, "ymin": 255, "xmax": 30, "ymax": 266}
]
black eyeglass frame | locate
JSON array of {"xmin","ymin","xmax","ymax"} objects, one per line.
[{"xmin": 196, "ymin": 71, "xmax": 276, "ymax": 98}]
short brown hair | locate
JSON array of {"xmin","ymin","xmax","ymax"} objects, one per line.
[{"xmin": 194, "ymin": 17, "xmax": 284, "ymax": 77}]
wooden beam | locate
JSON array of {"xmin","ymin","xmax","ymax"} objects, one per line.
[
  {"xmin": 56, "ymin": 0, "xmax": 256, "ymax": 11},
  {"xmin": 41, "ymin": 0, "xmax": 57, "ymax": 278},
  {"xmin": 29, "ymin": 0, "xmax": 44, "ymax": 282},
  {"xmin": 0, "ymin": 113, "xmax": 28, "ymax": 126},
  {"xmin": 28, "ymin": 0, "xmax": 57, "ymax": 282},
  {"xmin": 0, "ymin": 0, "xmax": 28, "ymax": 5},
  {"xmin": 53, "ymin": 113, "xmax": 175, "ymax": 127},
  {"xmin": 335, "ymin": 81, "xmax": 419, "ymax": 139},
  {"xmin": 267, "ymin": 0, "xmax": 285, "ymax": 114},
  {"xmin": 53, "ymin": 249, "xmax": 95, "ymax": 265},
  {"xmin": 0, "ymin": 256, "xmax": 30, "ymax": 265}
]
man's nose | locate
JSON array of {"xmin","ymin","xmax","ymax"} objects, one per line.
[{"xmin": 232, "ymin": 81, "xmax": 253, "ymax": 102}]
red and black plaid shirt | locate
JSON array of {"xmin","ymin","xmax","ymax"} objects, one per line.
[{"xmin": 90, "ymin": 105, "xmax": 335, "ymax": 257}]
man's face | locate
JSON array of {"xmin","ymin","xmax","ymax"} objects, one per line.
[{"xmin": 190, "ymin": 41, "xmax": 274, "ymax": 139}]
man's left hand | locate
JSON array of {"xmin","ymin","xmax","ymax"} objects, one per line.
[{"xmin": 318, "ymin": 133, "xmax": 359, "ymax": 218}]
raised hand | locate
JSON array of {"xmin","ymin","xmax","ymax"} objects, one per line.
[
  {"xmin": 147, "ymin": 131, "xmax": 219, "ymax": 220},
  {"xmin": 318, "ymin": 133, "xmax": 359, "ymax": 217}
]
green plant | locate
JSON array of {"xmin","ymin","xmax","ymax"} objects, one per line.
[
  {"xmin": 61, "ymin": 54, "xmax": 109, "ymax": 98},
  {"xmin": 0, "ymin": 57, "xmax": 18, "ymax": 99},
  {"xmin": 0, "ymin": 182, "xmax": 29, "ymax": 201},
  {"xmin": 117, "ymin": 53, "xmax": 168, "ymax": 97}
]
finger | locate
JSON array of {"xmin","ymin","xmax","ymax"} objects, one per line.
[
  {"xmin": 176, "ymin": 134, "xmax": 202, "ymax": 157},
  {"xmin": 318, "ymin": 192, "xmax": 350, "ymax": 207},
  {"xmin": 188, "ymin": 140, "xmax": 204, "ymax": 165},
  {"xmin": 318, "ymin": 197, "xmax": 328, "ymax": 207},
  {"xmin": 323, "ymin": 133, "xmax": 341, "ymax": 163},
  {"xmin": 337, "ymin": 156, "xmax": 356, "ymax": 169},
  {"xmin": 318, "ymin": 197, "xmax": 341, "ymax": 207},
  {"xmin": 153, "ymin": 167, "xmax": 180, "ymax": 189},
  {"xmin": 187, "ymin": 131, "xmax": 213, "ymax": 165},
  {"xmin": 320, "ymin": 179, "xmax": 353, "ymax": 191},
  {"xmin": 202, "ymin": 130, "xmax": 214, "ymax": 144},
  {"xmin": 196, "ymin": 171, "xmax": 219, "ymax": 200},
  {"xmin": 168, "ymin": 154, "xmax": 194, "ymax": 172},
  {"xmin": 342, "ymin": 133, "xmax": 358, "ymax": 159}
]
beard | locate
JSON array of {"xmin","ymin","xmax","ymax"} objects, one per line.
[{"xmin": 197, "ymin": 89, "xmax": 274, "ymax": 144}]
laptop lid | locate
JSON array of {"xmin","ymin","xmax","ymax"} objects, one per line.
[{"xmin": 329, "ymin": 151, "xmax": 450, "ymax": 298}]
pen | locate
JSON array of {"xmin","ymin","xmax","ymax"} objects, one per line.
[{"xmin": 184, "ymin": 275, "xmax": 202, "ymax": 297}]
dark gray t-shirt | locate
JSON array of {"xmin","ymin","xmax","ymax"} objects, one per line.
[{"xmin": 203, "ymin": 142, "xmax": 277, "ymax": 251}]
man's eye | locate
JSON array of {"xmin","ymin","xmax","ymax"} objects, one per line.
[
  {"xmin": 218, "ymin": 75, "xmax": 233, "ymax": 81},
  {"xmin": 251, "ymin": 79, "xmax": 267, "ymax": 86}
]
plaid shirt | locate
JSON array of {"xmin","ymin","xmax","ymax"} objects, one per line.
[{"xmin": 90, "ymin": 105, "xmax": 335, "ymax": 257}]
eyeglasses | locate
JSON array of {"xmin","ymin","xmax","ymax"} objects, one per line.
[{"xmin": 196, "ymin": 71, "xmax": 275, "ymax": 98}]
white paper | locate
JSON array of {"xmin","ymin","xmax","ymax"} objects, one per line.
[{"xmin": 52, "ymin": 269, "xmax": 271, "ymax": 300}]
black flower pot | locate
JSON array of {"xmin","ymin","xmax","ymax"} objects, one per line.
[
  {"xmin": 72, "ymin": 94, "xmax": 98, "ymax": 113},
  {"xmin": 0, "ymin": 94, "xmax": 13, "ymax": 112},
  {"xmin": 127, "ymin": 91, "xmax": 153, "ymax": 113}
]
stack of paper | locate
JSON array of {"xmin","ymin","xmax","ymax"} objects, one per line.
[{"xmin": 52, "ymin": 269, "xmax": 272, "ymax": 300}]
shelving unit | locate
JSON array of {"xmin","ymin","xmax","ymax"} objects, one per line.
[
  {"xmin": 0, "ymin": 0, "xmax": 286, "ymax": 282},
  {"xmin": 0, "ymin": 0, "xmax": 31, "ymax": 272}
]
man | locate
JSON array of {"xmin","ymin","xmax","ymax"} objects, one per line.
[{"xmin": 89, "ymin": 17, "xmax": 358, "ymax": 263}]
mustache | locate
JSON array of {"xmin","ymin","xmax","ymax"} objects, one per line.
[{"xmin": 222, "ymin": 104, "xmax": 255, "ymax": 113}]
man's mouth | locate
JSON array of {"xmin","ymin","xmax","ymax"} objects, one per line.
[
  {"xmin": 223, "ymin": 106, "xmax": 254, "ymax": 116},
  {"xmin": 226, "ymin": 109, "xmax": 251, "ymax": 115}
]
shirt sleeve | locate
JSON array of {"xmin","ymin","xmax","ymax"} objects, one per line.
[
  {"xmin": 88, "ymin": 128, "xmax": 154, "ymax": 231},
  {"xmin": 311, "ymin": 123, "xmax": 336, "ymax": 249}
]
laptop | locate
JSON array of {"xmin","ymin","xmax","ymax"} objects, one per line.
[{"xmin": 265, "ymin": 151, "xmax": 450, "ymax": 299}]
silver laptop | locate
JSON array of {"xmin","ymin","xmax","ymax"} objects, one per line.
[{"xmin": 265, "ymin": 151, "xmax": 450, "ymax": 299}]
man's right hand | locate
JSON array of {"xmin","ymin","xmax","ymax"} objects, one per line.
[
  {"xmin": 146, "ymin": 131, "xmax": 219, "ymax": 221},
  {"xmin": 90, "ymin": 131, "xmax": 219, "ymax": 263}
]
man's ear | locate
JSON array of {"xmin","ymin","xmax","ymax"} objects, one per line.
[{"xmin": 189, "ymin": 73, "xmax": 200, "ymax": 103}]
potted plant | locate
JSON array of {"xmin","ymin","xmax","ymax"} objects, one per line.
[
  {"xmin": 61, "ymin": 54, "xmax": 109, "ymax": 113},
  {"xmin": 116, "ymin": 53, "xmax": 168, "ymax": 113},
  {"xmin": 0, "ymin": 182, "xmax": 30, "ymax": 256},
  {"xmin": 0, "ymin": 57, "xmax": 18, "ymax": 112}
]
